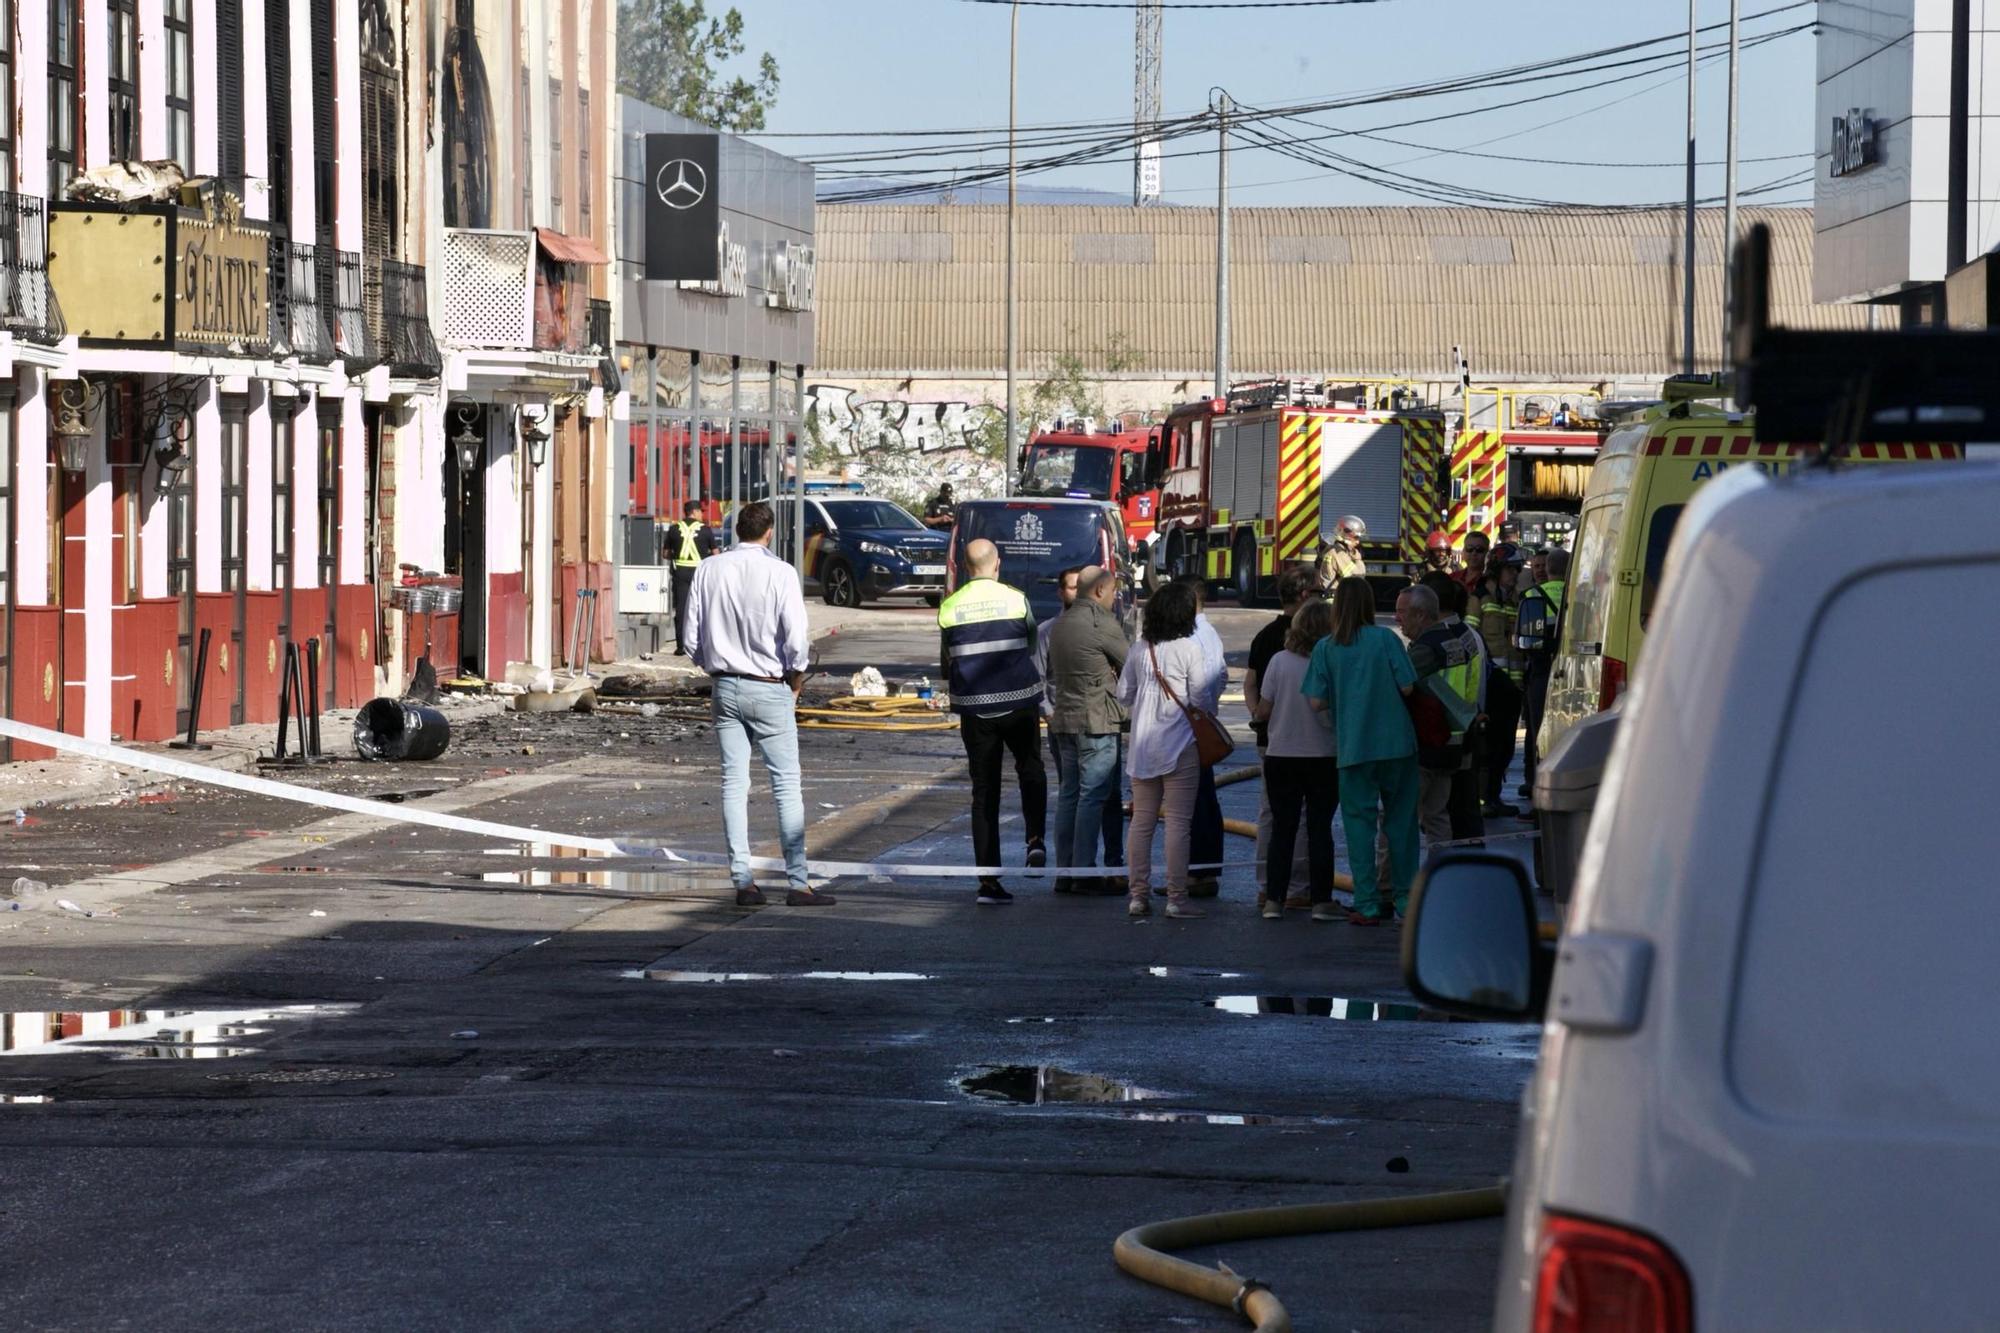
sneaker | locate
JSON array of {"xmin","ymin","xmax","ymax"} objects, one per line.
[
  {"xmin": 976, "ymin": 880, "xmax": 1013, "ymax": 905},
  {"xmin": 1127, "ymin": 897, "xmax": 1151, "ymax": 917},
  {"xmin": 1261, "ymin": 899, "xmax": 1284, "ymax": 920},
  {"xmin": 1165, "ymin": 900, "xmax": 1207, "ymax": 919},
  {"xmin": 785, "ymin": 887, "xmax": 837, "ymax": 907},
  {"xmin": 1516, "ymin": 782, "xmax": 1532, "ymax": 799},
  {"xmin": 1283, "ymin": 893, "xmax": 1311, "ymax": 911},
  {"xmin": 1025, "ymin": 840, "xmax": 1047, "ymax": 869},
  {"xmin": 1310, "ymin": 903, "xmax": 1344, "ymax": 922},
  {"xmin": 734, "ymin": 885, "xmax": 767, "ymax": 907},
  {"xmin": 1186, "ymin": 874, "xmax": 1220, "ymax": 899}
]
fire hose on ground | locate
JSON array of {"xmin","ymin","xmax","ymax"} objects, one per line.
[{"xmin": 1113, "ymin": 1183, "xmax": 1509, "ymax": 1332}]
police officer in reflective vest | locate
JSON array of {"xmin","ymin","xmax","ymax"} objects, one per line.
[
  {"xmin": 664, "ymin": 500, "xmax": 715, "ymax": 657},
  {"xmin": 1399, "ymin": 581, "xmax": 1484, "ymax": 845},
  {"xmin": 938, "ymin": 538, "xmax": 1049, "ymax": 905}
]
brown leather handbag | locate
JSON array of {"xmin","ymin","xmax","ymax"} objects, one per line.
[{"xmin": 1149, "ymin": 644, "xmax": 1235, "ymax": 767}]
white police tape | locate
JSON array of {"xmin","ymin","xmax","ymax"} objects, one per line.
[{"xmin": 0, "ymin": 715, "xmax": 1534, "ymax": 881}]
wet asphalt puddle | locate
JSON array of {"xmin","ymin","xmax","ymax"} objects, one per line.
[
  {"xmin": 0, "ymin": 1003, "xmax": 358, "ymax": 1063},
  {"xmin": 952, "ymin": 1064, "xmax": 1352, "ymax": 1128}
]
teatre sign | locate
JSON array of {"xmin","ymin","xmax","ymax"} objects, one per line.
[{"xmin": 178, "ymin": 212, "xmax": 268, "ymax": 349}]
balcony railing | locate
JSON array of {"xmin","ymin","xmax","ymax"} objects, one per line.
[
  {"xmin": 0, "ymin": 192, "xmax": 63, "ymax": 342},
  {"xmin": 316, "ymin": 245, "xmax": 376, "ymax": 369},
  {"xmin": 366, "ymin": 259, "xmax": 442, "ymax": 379},
  {"xmin": 270, "ymin": 239, "xmax": 336, "ymax": 362},
  {"xmin": 441, "ymin": 228, "xmax": 592, "ymax": 356}
]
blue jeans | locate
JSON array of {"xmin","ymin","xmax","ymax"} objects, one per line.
[
  {"xmin": 711, "ymin": 677, "xmax": 809, "ymax": 891},
  {"xmin": 1053, "ymin": 732, "xmax": 1124, "ymax": 870}
]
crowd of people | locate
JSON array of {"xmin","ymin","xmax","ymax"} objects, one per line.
[{"xmin": 684, "ymin": 500, "xmax": 1567, "ymax": 921}]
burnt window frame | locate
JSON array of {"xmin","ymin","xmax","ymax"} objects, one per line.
[
  {"xmin": 548, "ymin": 77, "xmax": 563, "ymax": 225},
  {"xmin": 578, "ymin": 88, "xmax": 591, "ymax": 231}
]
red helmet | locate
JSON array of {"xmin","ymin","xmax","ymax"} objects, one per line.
[{"xmin": 1426, "ymin": 529, "xmax": 1451, "ymax": 551}]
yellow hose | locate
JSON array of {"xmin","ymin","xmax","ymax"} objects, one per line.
[{"xmin": 1113, "ymin": 1184, "xmax": 1507, "ymax": 1332}]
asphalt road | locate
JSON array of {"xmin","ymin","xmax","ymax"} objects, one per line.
[{"xmin": 0, "ymin": 600, "xmax": 1537, "ymax": 1332}]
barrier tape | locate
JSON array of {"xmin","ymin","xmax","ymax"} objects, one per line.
[{"xmin": 0, "ymin": 716, "xmax": 1534, "ymax": 883}]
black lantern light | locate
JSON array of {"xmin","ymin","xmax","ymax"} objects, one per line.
[
  {"xmin": 519, "ymin": 405, "xmax": 551, "ymax": 470},
  {"xmin": 451, "ymin": 404, "xmax": 484, "ymax": 475},
  {"xmin": 51, "ymin": 378, "xmax": 104, "ymax": 475},
  {"xmin": 152, "ymin": 402, "xmax": 194, "ymax": 480}
]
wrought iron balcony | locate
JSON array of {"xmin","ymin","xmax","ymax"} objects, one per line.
[
  {"xmin": 366, "ymin": 259, "xmax": 442, "ymax": 379},
  {"xmin": 0, "ymin": 192, "xmax": 64, "ymax": 342},
  {"xmin": 316, "ymin": 245, "xmax": 377, "ymax": 369},
  {"xmin": 270, "ymin": 239, "xmax": 336, "ymax": 362}
]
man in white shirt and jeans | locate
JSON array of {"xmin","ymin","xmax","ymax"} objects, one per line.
[{"xmin": 682, "ymin": 501, "xmax": 834, "ymax": 908}]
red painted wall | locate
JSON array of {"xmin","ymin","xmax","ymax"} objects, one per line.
[
  {"xmin": 487, "ymin": 572, "xmax": 527, "ymax": 675},
  {"xmin": 9, "ymin": 607, "xmax": 63, "ymax": 759},
  {"xmin": 401, "ymin": 610, "xmax": 459, "ymax": 681},
  {"xmin": 116, "ymin": 600, "xmax": 180, "ymax": 742},
  {"xmin": 191, "ymin": 594, "xmax": 236, "ymax": 732},
  {"xmin": 243, "ymin": 592, "xmax": 283, "ymax": 724},
  {"xmin": 332, "ymin": 584, "xmax": 376, "ymax": 706}
]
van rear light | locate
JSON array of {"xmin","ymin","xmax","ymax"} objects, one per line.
[
  {"xmin": 1598, "ymin": 657, "xmax": 1627, "ymax": 712},
  {"xmin": 1533, "ymin": 1214, "xmax": 1690, "ymax": 1333}
]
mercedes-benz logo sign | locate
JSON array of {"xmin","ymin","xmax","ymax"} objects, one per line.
[{"xmin": 655, "ymin": 159, "xmax": 708, "ymax": 210}]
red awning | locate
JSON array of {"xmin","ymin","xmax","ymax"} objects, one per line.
[{"xmin": 534, "ymin": 227, "xmax": 610, "ymax": 266}]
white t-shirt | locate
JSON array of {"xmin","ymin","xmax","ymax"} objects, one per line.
[
  {"xmin": 1118, "ymin": 635, "xmax": 1221, "ymax": 780},
  {"xmin": 1258, "ymin": 649, "xmax": 1335, "ymax": 759}
]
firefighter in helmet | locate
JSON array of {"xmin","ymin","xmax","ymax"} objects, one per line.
[
  {"xmin": 1423, "ymin": 529, "xmax": 1458, "ymax": 577},
  {"xmin": 1317, "ymin": 515, "xmax": 1368, "ymax": 594}
]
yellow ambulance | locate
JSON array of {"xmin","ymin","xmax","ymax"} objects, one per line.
[{"xmin": 1536, "ymin": 397, "xmax": 1963, "ymax": 762}]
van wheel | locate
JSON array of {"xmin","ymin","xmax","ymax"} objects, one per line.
[
  {"xmin": 1233, "ymin": 533, "xmax": 1261, "ymax": 606},
  {"xmin": 823, "ymin": 561, "xmax": 861, "ymax": 608}
]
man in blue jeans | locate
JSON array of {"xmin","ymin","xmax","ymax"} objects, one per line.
[
  {"xmin": 1046, "ymin": 565, "xmax": 1129, "ymax": 893},
  {"xmin": 682, "ymin": 501, "xmax": 834, "ymax": 908}
]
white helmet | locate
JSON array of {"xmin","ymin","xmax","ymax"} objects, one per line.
[{"xmin": 1336, "ymin": 515, "xmax": 1367, "ymax": 542}]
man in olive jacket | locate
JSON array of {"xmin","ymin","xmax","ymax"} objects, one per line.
[{"xmin": 1046, "ymin": 566, "xmax": 1130, "ymax": 893}]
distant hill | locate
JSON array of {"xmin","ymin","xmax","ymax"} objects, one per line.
[{"xmin": 816, "ymin": 180, "xmax": 1136, "ymax": 206}]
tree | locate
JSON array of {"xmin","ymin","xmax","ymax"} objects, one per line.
[{"xmin": 619, "ymin": 1, "xmax": 780, "ymax": 132}]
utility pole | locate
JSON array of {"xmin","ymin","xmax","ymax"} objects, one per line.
[
  {"xmin": 1004, "ymin": 2, "xmax": 1019, "ymax": 495},
  {"xmin": 1723, "ymin": 0, "xmax": 1740, "ymax": 371},
  {"xmin": 1682, "ymin": 0, "xmax": 1698, "ymax": 375},
  {"xmin": 1213, "ymin": 90, "xmax": 1231, "ymax": 399}
]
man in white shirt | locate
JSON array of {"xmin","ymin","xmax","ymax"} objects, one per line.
[{"xmin": 683, "ymin": 501, "xmax": 833, "ymax": 908}]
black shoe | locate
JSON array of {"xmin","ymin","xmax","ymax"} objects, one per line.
[
  {"xmin": 1025, "ymin": 840, "xmax": 1047, "ymax": 868},
  {"xmin": 1482, "ymin": 801, "xmax": 1520, "ymax": 818},
  {"xmin": 734, "ymin": 885, "xmax": 767, "ymax": 907},
  {"xmin": 1080, "ymin": 876, "xmax": 1126, "ymax": 897},
  {"xmin": 785, "ymin": 887, "xmax": 837, "ymax": 907},
  {"xmin": 977, "ymin": 880, "xmax": 1013, "ymax": 905},
  {"xmin": 1516, "ymin": 782, "xmax": 1532, "ymax": 798},
  {"xmin": 1186, "ymin": 874, "xmax": 1220, "ymax": 899}
]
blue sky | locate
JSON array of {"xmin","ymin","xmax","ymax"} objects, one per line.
[{"xmin": 732, "ymin": 0, "xmax": 1819, "ymax": 207}]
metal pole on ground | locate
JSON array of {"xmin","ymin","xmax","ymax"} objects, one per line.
[
  {"xmin": 1213, "ymin": 89, "xmax": 1231, "ymax": 399},
  {"xmin": 1682, "ymin": 0, "xmax": 1698, "ymax": 375},
  {"xmin": 1722, "ymin": 0, "xmax": 1741, "ymax": 371},
  {"xmin": 1004, "ymin": 1, "xmax": 1019, "ymax": 497}
]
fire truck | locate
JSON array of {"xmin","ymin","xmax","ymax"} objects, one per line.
[
  {"xmin": 1445, "ymin": 388, "xmax": 1609, "ymax": 549},
  {"xmin": 1143, "ymin": 379, "xmax": 1449, "ymax": 604},
  {"xmin": 1017, "ymin": 422, "xmax": 1161, "ymax": 559}
]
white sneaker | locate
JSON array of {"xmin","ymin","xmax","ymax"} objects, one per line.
[
  {"xmin": 1127, "ymin": 897, "xmax": 1151, "ymax": 917},
  {"xmin": 1165, "ymin": 901, "xmax": 1206, "ymax": 919},
  {"xmin": 1261, "ymin": 900, "xmax": 1284, "ymax": 920}
]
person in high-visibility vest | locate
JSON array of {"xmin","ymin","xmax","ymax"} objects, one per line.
[
  {"xmin": 663, "ymin": 500, "xmax": 715, "ymax": 657},
  {"xmin": 1398, "ymin": 581, "xmax": 1485, "ymax": 847},
  {"xmin": 938, "ymin": 539, "xmax": 1048, "ymax": 904},
  {"xmin": 1515, "ymin": 547, "xmax": 1570, "ymax": 800}
]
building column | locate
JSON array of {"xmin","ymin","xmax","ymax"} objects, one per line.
[
  {"xmin": 193, "ymin": 0, "xmax": 220, "ymax": 177},
  {"xmin": 245, "ymin": 387, "xmax": 273, "ymax": 591},
  {"xmin": 529, "ymin": 410, "xmax": 554, "ymax": 670},
  {"xmin": 194, "ymin": 384, "xmax": 223, "ymax": 593},
  {"xmin": 292, "ymin": 393, "xmax": 318, "ymax": 589},
  {"xmin": 16, "ymin": 371, "xmax": 49, "ymax": 607},
  {"xmin": 80, "ymin": 419, "xmax": 113, "ymax": 742},
  {"xmin": 139, "ymin": 0, "xmax": 169, "ymax": 162}
]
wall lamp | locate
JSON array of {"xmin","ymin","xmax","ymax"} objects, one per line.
[
  {"xmin": 450, "ymin": 404, "xmax": 484, "ymax": 475},
  {"xmin": 519, "ymin": 404, "xmax": 552, "ymax": 469},
  {"xmin": 51, "ymin": 378, "xmax": 105, "ymax": 475}
]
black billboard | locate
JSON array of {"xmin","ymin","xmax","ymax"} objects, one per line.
[{"xmin": 644, "ymin": 133, "xmax": 721, "ymax": 282}]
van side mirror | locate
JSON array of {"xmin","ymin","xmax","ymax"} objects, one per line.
[{"xmin": 1400, "ymin": 852, "xmax": 1551, "ymax": 1021}]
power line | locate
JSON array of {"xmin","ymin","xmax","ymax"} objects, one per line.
[{"xmin": 955, "ymin": 0, "xmax": 1391, "ymax": 8}]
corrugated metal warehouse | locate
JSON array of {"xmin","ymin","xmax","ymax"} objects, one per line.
[{"xmin": 815, "ymin": 204, "xmax": 1861, "ymax": 382}]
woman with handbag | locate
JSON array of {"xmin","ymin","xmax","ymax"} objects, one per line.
[
  {"xmin": 1302, "ymin": 577, "xmax": 1421, "ymax": 924},
  {"xmin": 1116, "ymin": 580, "xmax": 1229, "ymax": 919}
]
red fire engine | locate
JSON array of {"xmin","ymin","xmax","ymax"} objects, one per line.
[
  {"xmin": 627, "ymin": 420, "xmax": 781, "ymax": 525},
  {"xmin": 1143, "ymin": 379, "xmax": 1449, "ymax": 603},
  {"xmin": 1017, "ymin": 422, "xmax": 1162, "ymax": 556},
  {"xmin": 1445, "ymin": 388, "xmax": 1608, "ymax": 549}
]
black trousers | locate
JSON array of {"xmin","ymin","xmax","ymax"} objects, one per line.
[
  {"xmin": 1449, "ymin": 723, "xmax": 1486, "ymax": 841},
  {"xmin": 1483, "ymin": 669, "xmax": 1524, "ymax": 805},
  {"xmin": 671, "ymin": 566, "xmax": 697, "ymax": 651},
  {"xmin": 1263, "ymin": 755, "xmax": 1339, "ymax": 903},
  {"xmin": 960, "ymin": 709, "xmax": 1048, "ymax": 876},
  {"xmin": 1521, "ymin": 658, "xmax": 1552, "ymax": 795},
  {"xmin": 1190, "ymin": 761, "xmax": 1224, "ymax": 874}
]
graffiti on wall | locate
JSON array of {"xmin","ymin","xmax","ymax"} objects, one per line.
[{"xmin": 805, "ymin": 384, "xmax": 1001, "ymax": 457}]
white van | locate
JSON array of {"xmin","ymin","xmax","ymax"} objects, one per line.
[{"xmin": 1403, "ymin": 458, "xmax": 2000, "ymax": 1330}]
